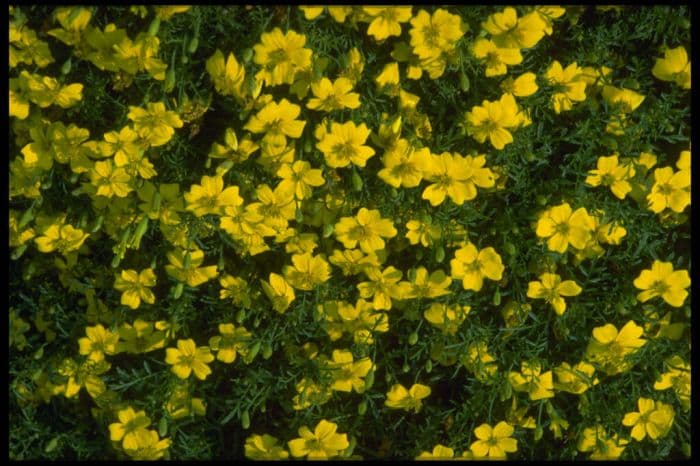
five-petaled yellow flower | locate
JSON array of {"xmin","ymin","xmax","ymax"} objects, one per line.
[
  {"xmin": 633, "ymin": 260, "xmax": 690, "ymax": 307},
  {"xmin": 622, "ymin": 397, "xmax": 675, "ymax": 441},
  {"xmin": 114, "ymin": 268, "xmax": 157, "ymax": 309},
  {"xmin": 384, "ymin": 383, "xmax": 431, "ymax": 413},
  {"xmin": 450, "ymin": 242, "xmax": 504, "ymax": 292},
  {"xmin": 287, "ymin": 419, "xmax": 349, "ymax": 459},
  {"xmin": 334, "ymin": 208, "xmax": 397, "ymax": 254},
  {"xmin": 316, "ymin": 120, "xmax": 376, "ymax": 168},
  {"xmin": 469, "ymin": 421, "xmax": 518, "ymax": 459},
  {"xmin": 165, "ymin": 338, "xmax": 215, "ymax": 380},
  {"xmin": 527, "ymin": 272, "xmax": 582, "ymax": 315}
]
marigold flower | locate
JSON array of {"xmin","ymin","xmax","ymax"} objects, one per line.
[
  {"xmin": 307, "ymin": 77, "xmax": 361, "ymax": 112},
  {"xmin": 585, "ymin": 320, "xmax": 647, "ymax": 375},
  {"xmin": 377, "ymin": 138, "xmax": 431, "ymax": 188},
  {"xmin": 253, "ymin": 28, "xmax": 312, "ymax": 86},
  {"xmin": 465, "ymin": 93, "xmax": 521, "ymax": 150},
  {"xmin": 363, "ymin": 6, "xmax": 413, "ymax": 41},
  {"xmin": 416, "ymin": 444, "xmax": 455, "ymax": 460},
  {"xmin": 652, "ymin": 45, "xmax": 690, "ymax": 89},
  {"xmin": 384, "ymin": 383, "xmax": 431, "ymax": 412},
  {"xmin": 545, "ymin": 61, "xmax": 587, "ymax": 113},
  {"xmin": 553, "ymin": 361, "xmax": 599, "ymax": 394},
  {"xmin": 472, "ymin": 38, "xmax": 522, "ymax": 77},
  {"xmin": 78, "ymin": 324, "xmax": 119, "ymax": 361},
  {"xmin": 287, "ymin": 419, "xmax": 349, "ymax": 459},
  {"xmin": 114, "ymin": 268, "xmax": 156, "ymax": 309},
  {"xmin": 164, "ymin": 248, "xmax": 218, "ymax": 287},
  {"xmin": 244, "ymin": 98, "xmax": 306, "ymax": 141},
  {"xmin": 261, "ymin": 272, "xmax": 295, "ymax": 313},
  {"xmin": 535, "ymin": 202, "xmax": 595, "ymax": 253},
  {"xmin": 509, "ymin": 360, "xmax": 555, "ymax": 400},
  {"xmin": 245, "ymin": 434, "xmax": 290, "ymax": 460},
  {"xmin": 633, "ymin": 260, "xmax": 690, "ymax": 307},
  {"xmin": 208, "ymin": 323, "xmax": 252, "ymax": 364},
  {"xmin": 450, "ymin": 242, "xmax": 504, "ymax": 292},
  {"xmin": 123, "ymin": 429, "xmax": 171, "ymax": 461},
  {"xmin": 109, "ymin": 407, "xmax": 151, "ymax": 450},
  {"xmin": 327, "ymin": 349, "xmax": 374, "ymax": 393},
  {"xmin": 526, "ymin": 272, "xmax": 582, "ymax": 315},
  {"xmin": 89, "ymin": 159, "xmax": 133, "ymax": 198},
  {"xmin": 469, "ymin": 421, "xmax": 518, "ymax": 459},
  {"xmin": 577, "ymin": 425, "xmax": 628, "ymax": 460},
  {"xmin": 165, "ymin": 339, "xmax": 214, "ymax": 380},
  {"xmin": 316, "ymin": 120, "xmax": 375, "ymax": 168},
  {"xmin": 653, "ymin": 355, "xmax": 690, "ymax": 411},
  {"xmin": 622, "ymin": 397, "xmax": 675, "ymax": 441},
  {"xmin": 127, "ymin": 102, "xmax": 183, "ymax": 147},
  {"xmin": 646, "ymin": 167, "xmax": 690, "ymax": 214},
  {"xmin": 184, "ymin": 174, "xmax": 243, "ymax": 217}
]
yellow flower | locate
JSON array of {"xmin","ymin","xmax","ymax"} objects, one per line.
[
  {"xmin": 58, "ymin": 357, "xmax": 110, "ymax": 398},
  {"xmin": 535, "ymin": 202, "xmax": 595, "ymax": 253},
  {"xmin": 165, "ymin": 339, "xmax": 214, "ymax": 380},
  {"xmin": 584, "ymin": 320, "xmax": 647, "ymax": 375},
  {"xmin": 248, "ymin": 183, "xmax": 296, "ymax": 232},
  {"xmin": 384, "ymin": 383, "xmax": 431, "ymax": 413},
  {"xmin": 646, "ymin": 167, "xmax": 690, "ymax": 214},
  {"xmin": 652, "ymin": 46, "xmax": 690, "ymax": 89},
  {"xmin": 206, "ymin": 49, "xmax": 245, "ymax": 98},
  {"xmin": 500, "ymin": 72, "xmax": 539, "ymax": 97},
  {"xmin": 526, "ymin": 272, "xmax": 581, "ymax": 315},
  {"xmin": 377, "ymin": 138, "xmax": 431, "ymax": 188},
  {"xmin": 585, "ymin": 154, "xmax": 635, "ymax": 199},
  {"xmin": 101, "ymin": 126, "xmax": 141, "ymax": 162},
  {"xmin": 601, "ymin": 85, "xmax": 646, "ymax": 114},
  {"xmin": 219, "ymin": 274, "xmax": 251, "ymax": 308},
  {"xmin": 123, "ymin": 429, "xmax": 171, "ymax": 461},
  {"xmin": 327, "ymin": 349, "xmax": 374, "ymax": 393},
  {"xmin": 375, "ymin": 62, "xmax": 400, "ymax": 93},
  {"xmin": 461, "ymin": 341, "xmax": 498, "ymax": 383},
  {"xmin": 423, "ymin": 303, "xmax": 471, "ymax": 335},
  {"xmin": 409, "ymin": 8, "xmax": 466, "ymax": 60},
  {"xmin": 165, "ymin": 383, "xmax": 206, "ymax": 420},
  {"xmin": 334, "ymin": 208, "xmax": 397, "ymax": 254},
  {"xmin": 164, "ymin": 248, "xmax": 218, "ymax": 287},
  {"xmin": 209, "ymin": 128, "xmax": 259, "ymax": 167},
  {"xmin": 509, "ymin": 360, "xmax": 555, "ymax": 400},
  {"xmin": 405, "ymin": 267, "xmax": 452, "ymax": 299},
  {"xmin": 472, "ymin": 38, "xmax": 522, "ymax": 77},
  {"xmin": 276, "ymin": 160, "xmax": 325, "ymax": 200},
  {"xmin": 363, "ymin": 6, "xmax": 413, "ymax": 41},
  {"xmin": 261, "ymin": 273, "xmax": 296, "ymax": 313},
  {"xmin": 405, "ymin": 218, "xmax": 441, "ymax": 247},
  {"xmin": 577, "ymin": 425, "xmax": 628, "ymax": 460},
  {"xmin": 553, "ymin": 361, "xmax": 599, "ymax": 394},
  {"xmin": 416, "ymin": 444, "xmax": 455, "ymax": 460},
  {"xmin": 78, "ymin": 324, "xmax": 119, "ymax": 361},
  {"xmin": 633, "ymin": 260, "xmax": 690, "ymax": 307},
  {"xmin": 184, "ymin": 174, "xmax": 243, "ymax": 217},
  {"xmin": 34, "ymin": 223, "xmax": 89, "ymax": 255},
  {"xmin": 21, "ymin": 71, "xmax": 83, "ymax": 108},
  {"xmin": 465, "ymin": 93, "xmax": 521, "ymax": 150},
  {"xmin": 208, "ymin": 323, "xmax": 252, "ymax": 364},
  {"xmin": 89, "ymin": 159, "xmax": 133, "ymax": 198},
  {"xmin": 244, "ymin": 98, "xmax": 306, "ymax": 142},
  {"xmin": 253, "ymin": 28, "xmax": 312, "ymax": 86},
  {"xmin": 450, "ymin": 242, "xmax": 504, "ymax": 292},
  {"xmin": 622, "ymin": 397, "xmax": 675, "ymax": 441},
  {"xmin": 357, "ymin": 266, "xmax": 403, "ymax": 310},
  {"xmin": 653, "ymin": 355, "xmax": 690, "ymax": 411},
  {"xmin": 307, "ymin": 77, "xmax": 361, "ymax": 112},
  {"xmin": 283, "ymin": 252, "xmax": 331, "ymax": 291},
  {"xmin": 109, "ymin": 407, "xmax": 151, "ymax": 450},
  {"xmin": 316, "ymin": 120, "xmax": 375, "ymax": 168},
  {"xmin": 469, "ymin": 421, "xmax": 518, "ymax": 459},
  {"xmin": 245, "ymin": 434, "xmax": 290, "ymax": 460},
  {"xmin": 117, "ymin": 319, "xmax": 166, "ymax": 354},
  {"xmin": 545, "ymin": 61, "xmax": 587, "ymax": 113},
  {"xmin": 127, "ymin": 102, "xmax": 183, "ymax": 147},
  {"xmin": 482, "ymin": 7, "xmax": 547, "ymax": 49},
  {"xmin": 113, "ymin": 268, "xmax": 156, "ymax": 309},
  {"xmin": 154, "ymin": 6, "xmax": 191, "ymax": 21},
  {"xmin": 328, "ymin": 248, "xmax": 380, "ymax": 276},
  {"xmin": 287, "ymin": 419, "xmax": 349, "ymax": 459},
  {"xmin": 137, "ymin": 181, "xmax": 184, "ymax": 225}
]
